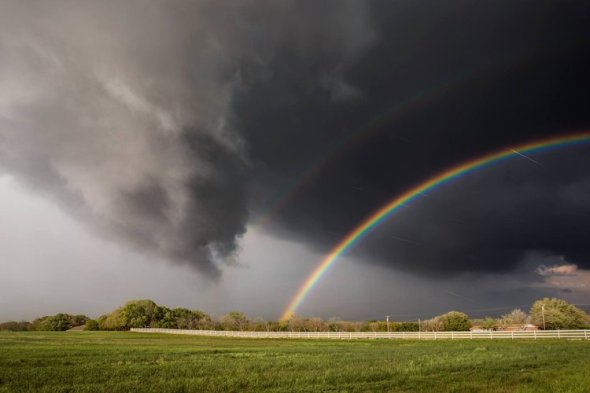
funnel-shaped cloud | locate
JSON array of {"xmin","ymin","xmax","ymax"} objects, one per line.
[{"xmin": 0, "ymin": 1, "xmax": 373, "ymax": 275}]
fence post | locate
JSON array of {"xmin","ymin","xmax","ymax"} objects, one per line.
[
  {"xmin": 434, "ymin": 332, "xmax": 437, "ymax": 340},
  {"xmin": 470, "ymin": 331, "xmax": 472, "ymax": 339},
  {"xmin": 451, "ymin": 331, "xmax": 454, "ymax": 340},
  {"xmin": 534, "ymin": 330, "xmax": 537, "ymax": 340},
  {"xmin": 585, "ymin": 330, "xmax": 588, "ymax": 340},
  {"xmin": 558, "ymin": 329, "xmax": 561, "ymax": 339},
  {"xmin": 511, "ymin": 331, "xmax": 514, "ymax": 340}
]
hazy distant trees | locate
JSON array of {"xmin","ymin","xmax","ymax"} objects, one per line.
[
  {"xmin": 84, "ymin": 319, "xmax": 100, "ymax": 331},
  {"xmin": 366, "ymin": 320, "xmax": 388, "ymax": 332},
  {"xmin": 495, "ymin": 309, "xmax": 529, "ymax": 330},
  {"xmin": 325, "ymin": 318, "xmax": 364, "ymax": 332},
  {"xmin": 471, "ymin": 309, "xmax": 530, "ymax": 331},
  {"xmin": 3, "ymin": 297, "xmax": 588, "ymax": 332},
  {"xmin": 0, "ymin": 321, "xmax": 31, "ymax": 331},
  {"xmin": 480, "ymin": 317, "xmax": 497, "ymax": 330},
  {"xmin": 529, "ymin": 298, "xmax": 590, "ymax": 329},
  {"xmin": 420, "ymin": 317, "xmax": 443, "ymax": 332},
  {"xmin": 220, "ymin": 311, "xmax": 249, "ymax": 331}
]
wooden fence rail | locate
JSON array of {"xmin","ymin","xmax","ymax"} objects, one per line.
[{"xmin": 131, "ymin": 328, "xmax": 590, "ymax": 340}]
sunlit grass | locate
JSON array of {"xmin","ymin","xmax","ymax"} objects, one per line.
[{"xmin": 0, "ymin": 332, "xmax": 588, "ymax": 392}]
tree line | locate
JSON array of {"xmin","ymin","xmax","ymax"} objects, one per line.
[{"xmin": 1, "ymin": 297, "xmax": 588, "ymax": 332}]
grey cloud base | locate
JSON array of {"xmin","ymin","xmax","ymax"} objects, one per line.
[{"xmin": 0, "ymin": 0, "xmax": 373, "ymax": 274}]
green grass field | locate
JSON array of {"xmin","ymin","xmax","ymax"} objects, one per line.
[{"xmin": 0, "ymin": 332, "xmax": 588, "ymax": 393}]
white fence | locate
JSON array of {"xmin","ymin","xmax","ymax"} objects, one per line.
[{"xmin": 131, "ymin": 328, "xmax": 590, "ymax": 340}]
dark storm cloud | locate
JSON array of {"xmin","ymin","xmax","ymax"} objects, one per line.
[
  {"xmin": 0, "ymin": 1, "xmax": 373, "ymax": 275},
  {"xmin": 2, "ymin": 0, "xmax": 590, "ymax": 280},
  {"xmin": 354, "ymin": 151, "xmax": 590, "ymax": 275},
  {"xmin": 238, "ymin": 1, "xmax": 590, "ymax": 275}
]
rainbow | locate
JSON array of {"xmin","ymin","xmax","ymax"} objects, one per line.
[{"xmin": 280, "ymin": 131, "xmax": 590, "ymax": 321}]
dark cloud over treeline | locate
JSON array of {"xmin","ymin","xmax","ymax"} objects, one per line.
[{"xmin": 1, "ymin": 1, "xmax": 589, "ymax": 277}]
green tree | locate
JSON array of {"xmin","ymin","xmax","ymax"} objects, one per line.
[
  {"xmin": 30, "ymin": 316, "xmax": 50, "ymax": 331},
  {"xmin": 304, "ymin": 317, "xmax": 326, "ymax": 332},
  {"xmin": 438, "ymin": 311, "xmax": 471, "ymax": 331},
  {"xmin": 420, "ymin": 317, "xmax": 443, "ymax": 332},
  {"xmin": 170, "ymin": 308, "xmax": 210, "ymax": 329},
  {"xmin": 120, "ymin": 299, "xmax": 162, "ymax": 328},
  {"xmin": 70, "ymin": 314, "xmax": 89, "ymax": 327},
  {"xmin": 49, "ymin": 313, "xmax": 72, "ymax": 331},
  {"xmin": 156, "ymin": 306, "xmax": 177, "ymax": 328},
  {"xmin": 0, "ymin": 321, "xmax": 31, "ymax": 331},
  {"xmin": 363, "ymin": 320, "xmax": 388, "ymax": 332},
  {"xmin": 98, "ymin": 309, "xmax": 125, "ymax": 331},
  {"xmin": 530, "ymin": 298, "xmax": 590, "ymax": 329},
  {"xmin": 498, "ymin": 309, "xmax": 528, "ymax": 328},
  {"xmin": 480, "ymin": 317, "xmax": 497, "ymax": 330},
  {"xmin": 84, "ymin": 319, "xmax": 100, "ymax": 331},
  {"xmin": 221, "ymin": 311, "xmax": 249, "ymax": 331},
  {"xmin": 29, "ymin": 313, "xmax": 89, "ymax": 331},
  {"xmin": 282, "ymin": 314, "xmax": 305, "ymax": 332}
]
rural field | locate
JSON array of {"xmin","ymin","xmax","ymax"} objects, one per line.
[{"xmin": 0, "ymin": 332, "xmax": 589, "ymax": 393}]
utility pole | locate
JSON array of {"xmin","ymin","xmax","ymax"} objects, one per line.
[
  {"xmin": 541, "ymin": 304, "xmax": 546, "ymax": 330},
  {"xmin": 386, "ymin": 315, "xmax": 390, "ymax": 332}
]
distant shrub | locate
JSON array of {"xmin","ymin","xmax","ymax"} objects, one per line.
[
  {"xmin": 497, "ymin": 309, "xmax": 528, "ymax": 328},
  {"xmin": 93, "ymin": 300, "xmax": 212, "ymax": 331},
  {"xmin": 84, "ymin": 319, "xmax": 100, "ymax": 331},
  {"xmin": 394, "ymin": 322, "xmax": 419, "ymax": 332},
  {"xmin": 420, "ymin": 317, "xmax": 443, "ymax": 332},
  {"xmin": 481, "ymin": 317, "xmax": 497, "ymax": 330},
  {"xmin": 30, "ymin": 313, "xmax": 89, "ymax": 331},
  {"xmin": 438, "ymin": 311, "xmax": 471, "ymax": 331},
  {"xmin": 0, "ymin": 321, "xmax": 31, "ymax": 331}
]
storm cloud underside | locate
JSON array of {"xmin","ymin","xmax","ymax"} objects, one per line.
[
  {"xmin": 1, "ymin": 0, "xmax": 590, "ymax": 281},
  {"xmin": 0, "ymin": 0, "xmax": 373, "ymax": 275},
  {"xmin": 239, "ymin": 0, "xmax": 590, "ymax": 276}
]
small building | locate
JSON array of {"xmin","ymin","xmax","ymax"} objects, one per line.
[
  {"xmin": 469, "ymin": 325, "xmax": 492, "ymax": 332},
  {"xmin": 499, "ymin": 324, "xmax": 539, "ymax": 332}
]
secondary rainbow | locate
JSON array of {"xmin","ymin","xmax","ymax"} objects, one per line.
[
  {"xmin": 255, "ymin": 56, "xmax": 530, "ymax": 230},
  {"xmin": 280, "ymin": 131, "xmax": 590, "ymax": 321}
]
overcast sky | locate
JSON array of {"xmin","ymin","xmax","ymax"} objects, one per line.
[{"xmin": 1, "ymin": 1, "xmax": 589, "ymax": 321}]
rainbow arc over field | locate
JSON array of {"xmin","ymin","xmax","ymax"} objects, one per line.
[{"xmin": 280, "ymin": 131, "xmax": 590, "ymax": 321}]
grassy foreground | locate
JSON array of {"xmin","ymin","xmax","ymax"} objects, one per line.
[{"xmin": 0, "ymin": 332, "xmax": 589, "ymax": 393}]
